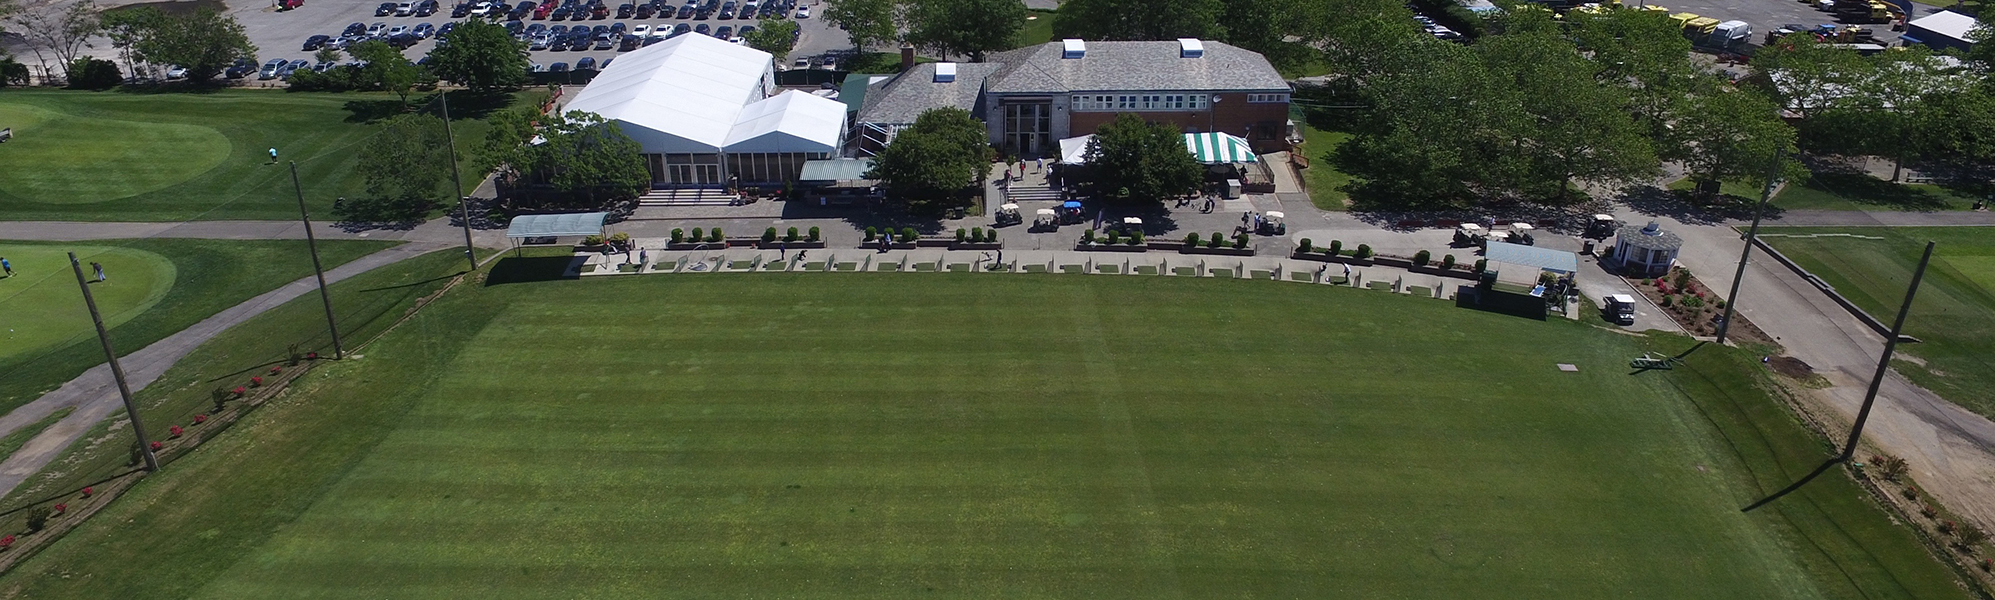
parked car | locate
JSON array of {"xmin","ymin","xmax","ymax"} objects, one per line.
[
  {"xmin": 284, "ymin": 59, "xmax": 310, "ymax": 74},
  {"xmin": 413, "ymin": 23, "xmax": 436, "ymax": 38},
  {"xmin": 634, "ymin": 2, "xmax": 654, "ymax": 18},
  {"xmin": 258, "ymin": 58, "xmax": 286, "ymax": 79},
  {"xmin": 793, "ymin": 5, "xmax": 807, "ymax": 18},
  {"xmin": 551, "ymin": 5, "xmax": 572, "ymax": 18},
  {"xmin": 576, "ymin": 56, "xmax": 597, "ymax": 70},
  {"xmin": 549, "ymin": 61, "xmax": 570, "ymax": 72},
  {"xmin": 619, "ymin": 34, "xmax": 640, "ymax": 50},
  {"xmin": 671, "ymin": 22, "xmax": 691, "ymax": 36},
  {"xmin": 616, "ymin": 2, "xmax": 634, "ymax": 17},
  {"xmin": 452, "ymin": 2, "xmax": 472, "ymax": 17},
  {"xmin": 529, "ymin": 62, "xmax": 545, "ymax": 72},
  {"xmin": 343, "ymin": 22, "xmax": 368, "ymax": 36},
  {"xmin": 416, "ymin": 0, "xmax": 439, "ymax": 15},
  {"xmin": 630, "ymin": 24, "xmax": 650, "ymax": 37},
  {"xmin": 440, "ymin": 21, "xmax": 457, "ymax": 35},
  {"xmin": 470, "ymin": 1, "xmax": 494, "ymax": 16},
  {"xmin": 224, "ymin": 58, "xmax": 257, "ymax": 79},
  {"xmin": 376, "ymin": 2, "xmax": 398, "ymax": 15},
  {"xmin": 694, "ymin": 23, "xmax": 709, "ymax": 35},
  {"xmin": 677, "ymin": 4, "xmax": 695, "ymax": 17},
  {"xmin": 738, "ymin": 25, "xmax": 754, "ymax": 36},
  {"xmin": 714, "ymin": 25, "xmax": 731, "ymax": 38},
  {"xmin": 530, "ymin": 35, "xmax": 551, "ymax": 49},
  {"xmin": 395, "ymin": 2, "xmax": 415, "ymax": 16},
  {"xmin": 302, "ymin": 34, "xmax": 330, "ymax": 50},
  {"xmin": 388, "ymin": 24, "xmax": 410, "ymax": 35}
]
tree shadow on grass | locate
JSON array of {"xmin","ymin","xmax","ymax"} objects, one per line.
[
  {"xmin": 1621, "ymin": 185, "xmax": 1785, "ymax": 226},
  {"xmin": 1797, "ymin": 171, "xmax": 1956, "ymax": 212},
  {"xmin": 1453, "ymin": 286, "xmax": 1546, "ymax": 320},
  {"xmin": 343, "ymin": 99, "xmax": 410, "ymax": 124}
]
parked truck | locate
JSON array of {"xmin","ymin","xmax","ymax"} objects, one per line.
[{"xmin": 1605, "ymin": 294, "xmax": 1638, "ymax": 325}]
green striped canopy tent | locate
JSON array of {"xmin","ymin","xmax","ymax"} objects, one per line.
[
  {"xmin": 1183, "ymin": 132, "xmax": 1258, "ymax": 164},
  {"xmin": 1057, "ymin": 133, "xmax": 1260, "ymax": 165}
]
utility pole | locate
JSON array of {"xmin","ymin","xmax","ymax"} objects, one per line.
[
  {"xmin": 1715, "ymin": 157, "xmax": 1785, "ymax": 344},
  {"xmin": 291, "ymin": 162, "xmax": 345, "ymax": 359},
  {"xmin": 439, "ymin": 92, "xmax": 478, "ymax": 271},
  {"xmin": 1841, "ymin": 240, "xmax": 1935, "ymax": 462},
  {"xmin": 69, "ymin": 252, "xmax": 159, "ymax": 472}
]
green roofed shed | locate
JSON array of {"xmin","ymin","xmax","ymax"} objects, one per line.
[{"xmin": 506, "ymin": 212, "xmax": 610, "ymax": 239}]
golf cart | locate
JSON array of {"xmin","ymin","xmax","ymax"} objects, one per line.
[
  {"xmin": 1585, "ymin": 214, "xmax": 1616, "ymax": 239},
  {"xmin": 1604, "ymin": 294, "xmax": 1638, "ymax": 325},
  {"xmin": 994, "ymin": 203, "xmax": 1023, "ymax": 227},
  {"xmin": 1453, "ymin": 223, "xmax": 1486, "ymax": 247},
  {"xmin": 1510, "ymin": 222, "xmax": 1536, "ymax": 245},
  {"xmin": 1257, "ymin": 211, "xmax": 1286, "ymax": 235},
  {"xmin": 1033, "ymin": 208, "xmax": 1058, "ymax": 231},
  {"xmin": 1120, "ymin": 216, "xmax": 1144, "ymax": 235},
  {"xmin": 1058, "ymin": 200, "xmax": 1085, "ymax": 225}
]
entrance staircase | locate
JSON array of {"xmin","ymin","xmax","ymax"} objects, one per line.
[
  {"xmin": 1002, "ymin": 183, "xmax": 1062, "ymax": 203},
  {"xmin": 638, "ymin": 188, "xmax": 739, "ymax": 207}
]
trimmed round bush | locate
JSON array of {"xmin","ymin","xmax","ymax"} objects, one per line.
[
  {"xmin": 1413, "ymin": 250, "xmax": 1430, "ymax": 267},
  {"xmin": 1128, "ymin": 231, "xmax": 1143, "ymax": 245},
  {"xmin": 956, "ymin": 228, "xmax": 968, "ymax": 242},
  {"xmin": 763, "ymin": 227, "xmax": 778, "ymax": 243},
  {"xmin": 971, "ymin": 227, "xmax": 984, "ymax": 243},
  {"xmin": 1208, "ymin": 232, "xmax": 1224, "ymax": 248},
  {"xmin": 899, "ymin": 227, "xmax": 917, "ymax": 243},
  {"xmin": 808, "ymin": 226, "xmax": 821, "ymax": 241},
  {"xmin": 864, "ymin": 226, "xmax": 877, "ymax": 241},
  {"xmin": 1084, "ymin": 229, "xmax": 1097, "ymax": 244},
  {"xmin": 1355, "ymin": 244, "xmax": 1373, "ymax": 259},
  {"xmin": 1441, "ymin": 254, "xmax": 1456, "ymax": 270},
  {"xmin": 708, "ymin": 228, "xmax": 724, "ymax": 242},
  {"xmin": 690, "ymin": 227, "xmax": 704, "ymax": 242},
  {"xmin": 1474, "ymin": 258, "xmax": 1487, "ymax": 273},
  {"xmin": 1328, "ymin": 240, "xmax": 1343, "ymax": 256},
  {"xmin": 1106, "ymin": 230, "xmax": 1122, "ymax": 245},
  {"xmin": 671, "ymin": 228, "xmax": 684, "ymax": 243},
  {"xmin": 1232, "ymin": 233, "xmax": 1249, "ymax": 250},
  {"xmin": 785, "ymin": 227, "xmax": 799, "ymax": 242},
  {"xmin": 1186, "ymin": 232, "xmax": 1201, "ymax": 246},
  {"xmin": 1298, "ymin": 238, "xmax": 1312, "ymax": 253}
]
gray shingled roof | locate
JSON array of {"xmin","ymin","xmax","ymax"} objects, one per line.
[
  {"xmin": 983, "ymin": 40, "xmax": 1289, "ymax": 94},
  {"xmin": 856, "ymin": 62, "xmax": 1000, "ymax": 126},
  {"xmin": 1617, "ymin": 222, "xmax": 1683, "ymax": 251}
]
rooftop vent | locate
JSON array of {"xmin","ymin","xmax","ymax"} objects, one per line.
[
  {"xmin": 933, "ymin": 62, "xmax": 956, "ymax": 83},
  {"xmin": 1061, "ymin": 38, "xmax": 1086, "ymax": 59},
  {"xmin": 1178, "ymin": 38, "xmax": 1204, "ymax": 58}
]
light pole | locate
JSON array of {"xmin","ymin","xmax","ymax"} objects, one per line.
[
  {"xmin": 69, "ymin": 252, "xmax": 158, "ymax": 471},
  {"xmin": 438, "ymin": 92, "xmax": 478, "ymax": 271}
]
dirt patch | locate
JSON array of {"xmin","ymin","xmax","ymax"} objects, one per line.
[{"xmin": 1767, "ymin": 355, "xmax": 1814, "ymax": 379}]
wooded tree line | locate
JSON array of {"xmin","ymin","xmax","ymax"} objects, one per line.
[
  {"xmin": 0, "ymin": 0, "xmax": 254, "ymax": 84},
  {"xmin": 1755, "ymin": 33, "xmax": 1995, "ymax": 184}
]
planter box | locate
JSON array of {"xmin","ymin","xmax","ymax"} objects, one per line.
[
  {"xmin": 1075, "ymin": 243, "xmax": 1148, "ymax": 253},
  {"xmin": 861, "ymin": 240, "xmax": 918, "ymax": 250},
  {"xmin": 1372, "ymin": 256, "xmax": 1414, "ymax": 269},
  {"xmin": 916, "ymin": 238, "xmax": 955, "ymax": 248},
  {"xmin": 1410, "ymin": 265, "xmax": 1478, "ymax": 280},
  {"xmin": 755, "ymin": 240, "xmax": 827, "ymax": 249},
  {"xmin": 665, "ymin": 242, "xmax": 729, "ymax": 250},
  {"xmin": 952, "ymin": 242, "xmax": 1004, "ymax": 251},
  {"xmin": 1181, "ymin": 245, "xmax": 1256, "ymax": 257},
  {"xmin": 1290, "ymin": 252, "xmax": 1374, "ymax": 266},
  {"xmin": 1147, "ymin": 241, "xmax": 1186, "ymax": 251}
]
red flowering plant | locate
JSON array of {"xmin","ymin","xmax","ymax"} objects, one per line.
[
  {"xmin": 307, "ymin": 352, "xmax": 319, "ymax": 360},
  {"xmin": 233, "ymin": 386, "xmax": 246, "ymax": 397},
  {"xmin": 149, "ymin": 441, "xmax": 163, "ymax": 451},
  {"xmin": 193, "ymin": 414, "xmax": 207, "ymax": 424},
  {"xmin": 0, "ymin": 536, "xmax": 14, "ymax": 549},
  {"xmin": 52, "ymin": 504, "xmax": 65, "ymax": 515},
  {"xmin": 270, "ymin": 366, "xmax": 283, "ymax": 375},
  {"xmin": 169, "ymin": 425, "xmax": 183, "ymax": 438},
  {"xmin": 249, "ymin": 376, "xmax": 263, "ymax": 388},
  {"xmin": 80, "ymin": 486, "xmax": 92, "ymax": 498}
]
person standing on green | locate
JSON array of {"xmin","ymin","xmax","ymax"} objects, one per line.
[{"xmin": 1, "ymin": 257, "xmax": 12, "ymax": 277}]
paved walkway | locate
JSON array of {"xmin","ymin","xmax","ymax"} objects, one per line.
[
  {"xmin": 0, "ymin": 242, "xmax": 450, "ymax": 502},
  {"xmin": 1765, "ymin": 209, "xmax": 1995, "ymax": 227}
]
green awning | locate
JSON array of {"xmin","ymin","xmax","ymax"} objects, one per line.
[
  {"xmin": 1185, "ymin": 132, "xmax": 1257, "ymax": 164},
  {"xmin": 799, "ymin": 158, "xmax": 876, "ymax": 181},
  {"xmin": 506, "ymin": 212, "xmax": 609, "ymax": 238}
]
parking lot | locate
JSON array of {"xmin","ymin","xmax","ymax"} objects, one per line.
[
  {"xmin": 217, "ymin": 0, "xmax": 850, "ymax": 85},
  {"xmin": 1633, "ymin": 0, "xmax": 1952, "ymax": 48}
]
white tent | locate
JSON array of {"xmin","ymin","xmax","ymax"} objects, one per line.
[
  {"xmin": 1058, "ymin": 132, "xmax": 1259, "ymax": 165},
  {"xmin": 565, "ymin": 33, "xmax": 843, "ymax": 155},
  {"xmin": 724, "ymin": 90, "xmax": 847, "ymax": 153}
]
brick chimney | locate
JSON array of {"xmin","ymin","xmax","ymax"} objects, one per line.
[{"xmin": 900, "ymin": 44, "xmax": 915, "ymax": 72}]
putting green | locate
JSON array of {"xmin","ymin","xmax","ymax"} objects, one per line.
[
  {"xmin": 0, "ymin": 101, "xmax": 230, "ymax": 204},
  {"xmin": 0, "ymin": 244, "xmax": 175, "ymax": 362}
]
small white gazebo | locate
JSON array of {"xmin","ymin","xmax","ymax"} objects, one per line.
[{"xmin": 1614, "ymin": 221, "xmax": 1683, "ymax": 277}]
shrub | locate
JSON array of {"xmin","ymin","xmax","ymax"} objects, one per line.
[
  {"xmin": 65, "ymin": 58, "xmax": 121, "ymax": 90},
  {"xmin": 608, "ymin": 232, "xmax": 630, "ymax": 245},
  {"xmin": 1683, "ymin": 296, "xmax": 1704, "ymax": 308},
  {"xmin": 1185, "ymin": 233, "xmax": 1200, "ymax": 246},
  {"xmin": 1128, "ymin": 231, "xmax": 1144, "ymax": 245},
  {"xmin": 986, "ymin": 232, "xmax": 997, "ymax": 245},
  {"xmin": 1441, "ymin": 254, "xmax": 1456, "ymax": 270},
  {"xmin": 1660, "ymin": 295, "xmax": 1673, "ymax": 307},
  {"xmin": 1939, "ymin": 521, "xmax": 1957, "ymax": 535},
  {"xmin": 1921, "ymin": 504, "xmax": 1939, "ymax": 518},
  {"xmin": 169, "ymin": 425, "xmax": 183, "ymax": 438},
  {"xmin": 1904, "ymin": 486, "xmax": 1920, "ymax": 501},
  {"xmin": 211, "ymin": 388, "xmax": 231, "ymax": 412},
  {"xmin": 52, "ymin": 503, "xmax": 64, "ymax": 515},
  {"xmin": 1233, "ymin": 233, "xmax": 1249, "ymax": 250},
  {"xmin": 808, "ymin": 226, "xmax": 821, "ymax": 242},
  {"xmin": 1716, "ymin": 298, "xmax": 1727, "ymax": 309},
  {"xmin": 1083, "ymin": 229, "xmax": 1096, "ymax": 244},
  {"xmin": 956, "ymin": 228, "xmax": 968, "ymax": 242},
  {"xmin": 249, "ymin": 376, "xmax": 263, "ymax": 388},
  {"xmin": 583, "ymin": 234, "xmax": 606, "ymax": 245},
  {"xmin": 785, "ymin": 227, "xmax": 799, "ymax": 242},
  {"xmin": 80, "ymin": 487, "xmax": 91, "ymax": 498},
  {"xmin": 1982, "ymin": 559, "xmax": 1993, "ymax": 572},
  {"xmin": 691, "ymin": 227, "xmax": 705, "ymax": 242},
  {"xmin": 150, "ymin": 441, "xmax": 163, "ymax": 451},
  {"xmin": 1328, "ymin": 240, "xmax": 1343, "ymax": 256},
  {"xmin": 1474, "ymin": 259, "xmax": 1487, "ymax": 273},
  {"xmin": 899, "ymin": 227, "xmax": 917, "ymax": 243},
  {"xmin": 971, "ymin": 227, "xmax": 983, "ymax": 243},
  {"xmin": 270, "ymin": 366, "xmax": 283, "ymax": 375},
  {"xmin": 1106, "ymin": 230, "xmax": 1122, "ymax": 245},
  {"xmin": 1298, "ymin": 238, "xmax": 1313, "ymax": 253},
  {"xmin": 1209, "ymin": 232, "xmax": 1224, "ymax": 248},
  {"xmin": 671, "ymin": 228, "xmax": 685, "ymax": 243},
  {"xmin": 1674, "ymin": 269, "xmax": 1691, "ymax": 289},
  {"xmin": 232, "ymin": 386, "xmax": 246, "ymax": 398},
  {"xmin": 0, "ymin": 535, "xmax": 14, "ymax": 549},
  {"xmin": 1355, "ymin": 244, "xmax": 1373, "ymax": 259},
  {"xmin": 1413, "ymin": 250, "xmax": 1431, "ymax": 267},
  {"xmin": 763, "ymin": 227, "xmax": 779, "ymax": 243},
  {"xmin": 1600, "ymin": 246, "xmax": 1615, "ymax": 259},
  {"xmin": 1958, "ymin": 523, "xmax": 1988, "ymax": 547},
  {"xmin": 286, "ymin": 343, "xmax": 303, "ymax": 366},
  {"xmin": 864, "ymin": 226, "xmax": 877, "ymax": 241},
  {"xmin": 24, "ymin": 506, "xmax": 50, "ymax": 532},
  {"xmin": 708, "ymin": 228, "xmax": 724, "ymax": 242},
  {"xmin": 193, "ymin": 414, "xmax": 207, "ymax": 424}
]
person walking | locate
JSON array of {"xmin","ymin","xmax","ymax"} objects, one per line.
[
  {"xmin": 638, "ymin": 248, "xmax": 648, "ymax": 269},
  {"xmin": 91, "ymin": 261, "xmax": 105, "ymax": 282},
  {"xmin": 0, "ymin": 257, "xmax": 11, "ymax": 277},
  {"xmin": 268, "ymin": 148, "xmax": 279, "ymax": 163}
]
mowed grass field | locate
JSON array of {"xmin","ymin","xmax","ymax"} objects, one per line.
[
  {"xmin": 1762, "ymin": 227, "xmax": 1995, "ymax": 419},
  {"xmin": 1, "ymin": 270, "xmax": 1964, "ymax": 599},
  {"xmin": 0, "ymin": 239, "xmax": 395, "ymax": 416},
  {"xmin": 0, "ymin": 90, "xmax": 520, "ymax": 221}
]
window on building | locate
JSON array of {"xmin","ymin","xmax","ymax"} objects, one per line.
[
  {"xmin": 1246, "ymin": 93, "xmax": 1289, "ymax": 103},
  {"xmin": 1071, "ymin": 93, "xmax": 1211, "ymax": 111}
]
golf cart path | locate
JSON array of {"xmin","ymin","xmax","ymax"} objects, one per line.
[
  {"xmin": 1634, "ymin": 206, "xmax": 1995, "ymax": 528},
  {"xmin": 0, "ymin": 242, "xmax": 449, "ymax": 502}
]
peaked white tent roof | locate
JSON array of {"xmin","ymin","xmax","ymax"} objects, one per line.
[
  {"xmin": 724, "ymin": 90, "xmax": 847, "ymax": 153},
  {"xmin": 564, "ymin": 34, "xmax": 781, "ymax": 153}
]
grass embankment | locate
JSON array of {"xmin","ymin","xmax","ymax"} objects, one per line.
[
  {"xmin": 0, "ymin": 248, "xmax": 476, "ymax": 536},
  {"xmin": 0, "ymin": 89, "xmax": 528, "ymax": 222},
  {"xmin": 0, "ymin": 267, "xmax": 1967, "ymax": 599},
  {"xmin": 1762, "ymin": 227, "xmax": 1995, "ymax": 420},
  {"xmin": 1298, "ymin": 124, "xmax": 1353, "ymax": 210},
  {"xmin": 0, "ymin": 239, "xmax": 395, "ymax": 417}
]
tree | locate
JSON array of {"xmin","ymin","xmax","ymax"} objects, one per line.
[
  {"xmin": 133, "ymin": 8, "xmax": 255, "ymax": 82},
  {"xmin": 0, "ymin": 55, "xmax": 27, "ymax": 86},
  {"xmin": 1476, "ymin": 29, "xmax": 1657, "ymax": 199},
  {"xmin": 1217, "ymin": 0, "xmax": 1319, "ymax": 74},
  {"xmin": 314, "ymin": 47, "xmax": 344, "ymax": 66},
  {"xmin": 426, "ymin": 19, "xmax": 527, "ymax": 91},
  {"xmin": 867, "ymin": 107, "xmax": 993, "ymax": 202},
  {"xmin": 483, "ymin": 110, "xmax": 650, "ymax": 207},
  {"xmin": 1053, "ymin": 0, "xmax": 1222, "ymax": 41},
  {"xmin": 349, "ymin": 40, "xmax": 428, "ymax": 103},
  {"xmin": 901, "ymin": 0, "xmax": 1024, "ymax": 62},
  {"xmin": 7, "ymin": 0, "xmax": 100, "ymax": 79},
  {"xmin": 744, "ymin": 17, "xmax": 799, "ymax": 62},
  {"xmin": 1670, "ymin": 78, "xmax": 1801, "ymax": 191},
  {"xmin": 343, "ymin": 114, "xmax": 454, "ymax": 222},
  {"xmin": 1082, "ymin": 113, "xmax": 1202, "ymax": 205},
  {"xmin": 65, "ymin": 57, "xmax": 119, "ymax": 89},
  {"xmin": 1568, "ymin": 9, "xmax": 1698, "ymax": 149},
  {"xmin": 99, "ymin": 5, "xmax": 163, "ymax": 78},
  {"xmin": 823, "ymin": 0, "xmax": 899, "ymax": 52}
]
